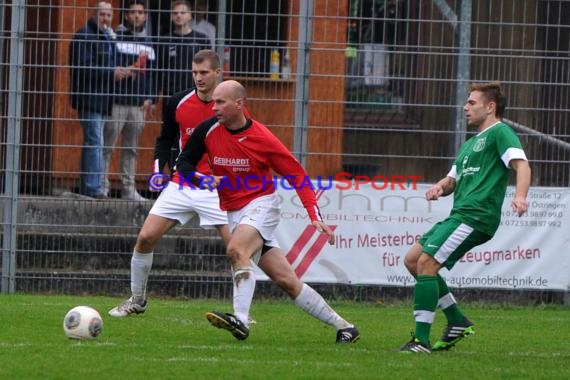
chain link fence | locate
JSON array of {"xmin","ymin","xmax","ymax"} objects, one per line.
[{"xmin": 1, "ymin": 0, "xmax": 569, "ymax": 301}]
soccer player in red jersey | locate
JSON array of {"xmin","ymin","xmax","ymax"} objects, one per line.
[
  {"xmin": 176, "ymin": 80, "xmax": 360, "ymax": 343},
  {"xmin": 109, "ymin": 50, "xmax": 231, "ymax": 317}
]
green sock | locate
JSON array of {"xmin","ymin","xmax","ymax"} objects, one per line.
[
  {"xmin": 437, "ymin": 274, "xmax": 465, "ymax": 324},
  {"xmin": 413, "ymin": 275, "xmax": 439, "ymax": 345}
]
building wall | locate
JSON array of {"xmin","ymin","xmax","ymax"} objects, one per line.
[
  {"xmin": 2, "ymin": 0, "xmax": 568, "ymax": 195},
  {"xmin": 49, "ymin": 0, "xmax": 348, "ymax": 194}
]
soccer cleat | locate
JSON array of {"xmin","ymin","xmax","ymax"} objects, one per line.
[
  {"xmin": 206, "ymin": 311, "xmax": 249, "ymax": 341},
  {"xmin": 400, "ymin": 336, "xmax": 432, "ymax": 353},
  {"xmin": 432, "ymin": 317, "xmax": 475, "ymax": 351},
  {"xmin": 336, "ymin": 326, "xmax": 361, "ymax": 343},
  {"xmin": 108, "ymin": 296, "xmax": 147, "ymax": 317}
]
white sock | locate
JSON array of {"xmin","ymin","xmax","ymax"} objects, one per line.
[
  {"xmin": 131, "ymin": 249, "xmax": 153, "ymax": 301},
  {"xmin": 437, "ymin": 292, "xmax": 457, "ymax": 309},
  {"xmin": 232, "ymin": 266, "xmax": 256, "ymax": 326},
  {"xmin": 294, "ymin": 284, "xmax": 351, "ymax": 330}
]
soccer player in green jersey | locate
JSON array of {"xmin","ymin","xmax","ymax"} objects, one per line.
[{"xmin": 399, "ymin": 82, "xmax": 531, "ymax": 353}]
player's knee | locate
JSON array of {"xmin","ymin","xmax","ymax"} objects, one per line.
[
  {"xmin": 403, "ymin": 243, "xmax": 423, "ymax": 276},
  {"xmin": 403, "ymin": 254, "xmax": 418, "ymax": 275},
  {"xmin": 417, "ymin": 253, "xmax": 441, "ymax": 275},
  {"xmin": 136, "ymin": 231, "xmax": 156, "ymax": 252},
  {"xmin": 226, "ymin": 245, "xmax": 247, "ymax": 265}
]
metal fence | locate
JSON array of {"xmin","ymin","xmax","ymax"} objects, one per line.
[{"xmin": 1, "ymin": 0, "xmax": 569, "ymax": 299}]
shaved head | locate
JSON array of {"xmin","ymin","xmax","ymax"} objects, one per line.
[
  {"xmin": 214, "ymin": 80, "xmax": 247, "ymax": 101},
  {"xmin": 212, "ymin": 80, "xmax": 247, "ymax": 129}
]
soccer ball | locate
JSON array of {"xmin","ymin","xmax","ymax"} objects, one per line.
[{"xmin": 63, "ymin": 306, "xmax": 103, "ymax": 340}]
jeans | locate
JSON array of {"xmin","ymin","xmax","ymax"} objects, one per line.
[{"xmin": 78, "ymin": 111, "xmax": 106, "ymax": 197}]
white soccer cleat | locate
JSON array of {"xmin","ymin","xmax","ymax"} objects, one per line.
[{"xmin": 108, "ymin": 296, "xmax": 147, "ymax": 317}]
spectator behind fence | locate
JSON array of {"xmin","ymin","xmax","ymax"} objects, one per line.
[
  {"xmin": 398, "ymin": 82, "xmax": 531, "ymax": 354},
  {"xmin": 69, "ymin": 1, "xmax": 133, "ymax": 199},
  {"xmin": 157, "ymin": 0, "xmax": 209, "ymax": 101},
  {"xmin": 103, "ymin": 0, "xmax": 156, "ymax": 201},
  {"xmin": 190, "ymin": 0, "xmax": 216, "ymax": 50}
]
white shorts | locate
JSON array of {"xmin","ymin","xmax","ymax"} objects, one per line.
[
  {"xmin": 227, "ymin": 193, "xmax": 281, "ymax": 249},
  {"xmin": 149, "ymin": 181, "xmax": 227, "ymax": 228}
]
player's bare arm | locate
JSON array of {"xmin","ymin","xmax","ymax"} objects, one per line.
[
  {"xmin": 510, "ymin": 159, "xmax": 531, "ymax": 217},
  {"xmin": 311, "ymin": 220, "xmax": 335, "ymax": 245},
  {"xmin": 426, "ymin": 176, "xmax": 456, "ymax": 201}
]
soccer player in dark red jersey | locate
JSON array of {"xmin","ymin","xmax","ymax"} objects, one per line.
[
  {"xmin": 176, "ymin": 80, "xmax": 360, "ymax": 343},
  {"xmin": 109, "ymin": 50, "xmax": 231, "ymax": 317}
]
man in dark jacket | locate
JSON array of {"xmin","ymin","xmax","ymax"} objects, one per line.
[
  {"xmin": 157, "ymin": 0, "xmax": 210, "ymax": 100},
  {"xmin": 69, "ymin": 1, "xmax": 132, "ymax": 198},
  {"xmin": 103, "ymin": 0, "xmax": 156, "ymax": 201}
]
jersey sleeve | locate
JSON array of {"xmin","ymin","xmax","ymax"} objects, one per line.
[
  {"xmin": 447, "ymin": 164, "xmax": 457, "ymax": 179},
  {"xmin": 153, "ymin": 93, "xmax": 183, "ymax": 173},
  {"xmin": 264, "ymin": 132, "xmax": 322, "ymax": 222},
  {"xmin": 496, "ymin": 125, "xmax": 527, "ymax": 168},
  {"xmin": 174, "ymin": 118, "xmax": 213, "ymax": 186}
]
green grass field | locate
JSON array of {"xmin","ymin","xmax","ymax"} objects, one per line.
[{"xmin": 0, "ymin": 294, "xmax": 568, "ymax": 379}]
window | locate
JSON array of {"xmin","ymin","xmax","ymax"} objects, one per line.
[
  {"xmin": 146, "ymin": 0, "xmax": 289, "ymax": 78},
  {"xmin": 225, "ymin": 0, "xmax": 289, "ymax": 77}
]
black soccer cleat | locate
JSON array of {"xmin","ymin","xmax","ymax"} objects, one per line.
[
  {"xmin": 400, "ymin": 336, "xmax": 432, "ymax": 353},
  {"xmin": 206, "ymin": 311, "xmax": 249, "ymax": 341},
  {"xmin": 336, "ymin": 326, "xmax": 361, "ymax": 343},
  {"xmin": 432, "ymin": 317, "xmax": 475, "ymax": 351}
]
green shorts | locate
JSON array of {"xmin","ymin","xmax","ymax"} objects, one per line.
[{"xmin": 419, "ymin": 217, "xmax": 492, "ymax": 270}]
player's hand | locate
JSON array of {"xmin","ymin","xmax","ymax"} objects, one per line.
[
  {"xmin": 200, "ymin": 175, "xmax": 224, "ymax": 191},
  {"xmin": 149, "ymin": 175, "xmax": 164, "ymax": 192},
  {"xmin": 147, "ymin": 172, "xmax": 169, "ymax": 192},
  {"xmin": 311, "ymin": 221, "xmax": 335, "ymax": 245},
  {"xmin": 511, "ymin": 196, "xmax": 528, "ymax": 217},
  {"xmin": 425, "ymin": 184, "xmax": 444, "ymax": 200}
]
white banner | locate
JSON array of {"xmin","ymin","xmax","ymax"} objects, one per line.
[{"xmin": 257, "ymin": 183, "xmax": 570, "ymax": 291}]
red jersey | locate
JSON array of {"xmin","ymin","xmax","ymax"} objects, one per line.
[
  {"xmin": 176, "ymin": 118, "xmax": 322, "ymax": 222},
  {"xmin": 154, "ymin": 89, "xmax": 213, "ymax": 185}
]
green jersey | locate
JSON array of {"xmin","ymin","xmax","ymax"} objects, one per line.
[{"xmin": 449, "ymin": 121, "xmax": 527, "ymax": 236}]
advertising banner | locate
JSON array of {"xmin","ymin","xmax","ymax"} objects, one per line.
[{"xmin": 258, "ymin": 183, "xmax": 570, "ymax": 291}]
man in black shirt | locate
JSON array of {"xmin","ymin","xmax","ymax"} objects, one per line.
[{"xmin": 157, "ymin": 0, "xmax": 209, "ymax": 100}]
